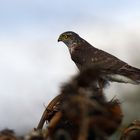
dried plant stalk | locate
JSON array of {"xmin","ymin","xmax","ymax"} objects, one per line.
[{"xmin": 37, "ymin": 94, "xmax": 63, "ymax": 130}]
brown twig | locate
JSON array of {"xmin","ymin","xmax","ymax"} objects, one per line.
[
  {"xmin": 36, "ymin": 94, "xmax": 63, "ymax": 130},
  {"xmin": 45, "ymin": 111, "xmax": 62, "ymax": 139}
]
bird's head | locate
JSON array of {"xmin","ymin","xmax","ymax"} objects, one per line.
[{"xmin": 58, "ymin": 31, "xmax": 81, "ymax": 47}]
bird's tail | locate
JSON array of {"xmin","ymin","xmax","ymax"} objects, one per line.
[{"xmin": 118, "ymin": 64, "xmax": 140, "ymax": 84}]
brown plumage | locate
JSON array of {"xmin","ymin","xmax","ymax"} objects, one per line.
[{"xmin": 58, "ymin": 31, "xmax": 140, "ymax": 84}]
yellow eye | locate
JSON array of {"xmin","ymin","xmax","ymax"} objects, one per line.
[{"xmin": 64, "ymin": 34, "xmax": 68, "ymax": 39}]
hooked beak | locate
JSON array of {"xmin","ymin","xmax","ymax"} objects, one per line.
[{"xmin": 58, "ymin": 36, "xmax": 62, "ymax": 42}]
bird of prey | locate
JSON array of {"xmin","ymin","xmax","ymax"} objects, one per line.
[{"xmin": 58, "ymin": 31, "xmax": 140, "ymax": 84}]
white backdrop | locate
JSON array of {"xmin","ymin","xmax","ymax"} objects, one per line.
[{"xmin": 0, "ymin": 0, "xmax": 140, "ymax": 135}]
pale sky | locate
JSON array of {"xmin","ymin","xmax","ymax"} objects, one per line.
[{"xmin": 0, "ymin": 0, "xmax": 140, "ymax": 137}]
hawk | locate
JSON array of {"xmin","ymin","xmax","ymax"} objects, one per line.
[{"xmin": 58, "ymin": 31, "xmax": 140, "ymax": 84}]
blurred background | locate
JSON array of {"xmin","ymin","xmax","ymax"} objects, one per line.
[{"xmin": 0, "ymin": 0, "xmax": 140, "ymax": 139}]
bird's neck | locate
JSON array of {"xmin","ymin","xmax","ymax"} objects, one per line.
[
  {"xmin": 67, "ymin": 42, "xmax": 78, "ymax": 53},
  {"xmin": 65, "ymin": 38, "xmax": 93, "ymax": 53}
]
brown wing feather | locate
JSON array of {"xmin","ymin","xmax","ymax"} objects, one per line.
[
  {"xmin": 71, "ymin": 40, "xmax": 140, "ymax": 83},
  {"xmin": 71, "ymin": 43, "xmax": 126, "ymax": 71}
]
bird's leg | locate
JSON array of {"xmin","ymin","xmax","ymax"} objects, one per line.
[{"xmin": 98, "ymin": 78, "xmax": 106, "ymax": 92}]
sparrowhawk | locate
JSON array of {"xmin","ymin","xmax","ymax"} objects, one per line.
[{"xmin": 58, "ymin": 31, "xmax": 140, "ymax": 84}]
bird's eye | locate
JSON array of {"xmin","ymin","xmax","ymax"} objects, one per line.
[{"xmin": 64, "ymin": 34, "xmax": 69, "ymax": 39}]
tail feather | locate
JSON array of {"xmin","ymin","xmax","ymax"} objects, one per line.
[{"xmin": 118, "ymin": 64, "xmax": 140, "ymax": 84}]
